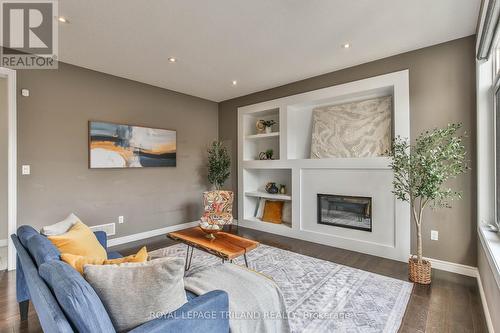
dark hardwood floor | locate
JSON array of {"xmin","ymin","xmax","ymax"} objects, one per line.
[{"xmin": 0, "ymin": 226, "xmax": 488, "ymax": 332}]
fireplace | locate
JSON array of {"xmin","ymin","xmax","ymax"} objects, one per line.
[{"xmin": 317, "ymin": 194, "xmax": 372, "ymax": 232}]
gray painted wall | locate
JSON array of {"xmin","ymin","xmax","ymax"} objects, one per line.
[
  {"xmin": 17, "ymin": 63, "xmax": 218, "ymax": 239},
  {"xmin": 0, "ymin": 78, "xmax": 7, "ymax": 241},
  {"xmin": 219, "ymin": 36, "xmax": 477, "ymax": 266},
  {"xmin": 478, "ymin": 244, "xmax": 500, "ymax": 331}
]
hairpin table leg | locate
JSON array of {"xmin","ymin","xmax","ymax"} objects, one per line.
[{"xmin": 244, "ymin": 253, "xmax": 248, "ymax": 267}]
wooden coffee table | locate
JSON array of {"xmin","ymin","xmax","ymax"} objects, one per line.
[{"xmin": 167, "ymin": 227, "xmax": 260, "ymax": 270}]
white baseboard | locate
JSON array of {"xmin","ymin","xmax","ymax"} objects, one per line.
[
  {"xmin": 424, "ymin": 257, "xmax": 478, "ymax": 277},
  {"xmin": 476, "ymin": 272, "xmax": 495, "ymax": 333},
  {"xmin": 107, "ymin": 221, "xmax": 199, "ymax": 247},
  {"xmin": 422, "ymin": 257, "xmax": 493, "ymax": 332},
  {"xmin": 0, "ymin": 239, "xmax": 7, "ymax": 247}
]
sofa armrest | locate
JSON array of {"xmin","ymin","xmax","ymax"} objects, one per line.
[
  {"xmin": 129, "ymin": 290, "xmax": 229, "ymax": 333},
  {"xmin": 93, "ymin": 231, "xmax": 107, "ymax": 249}
]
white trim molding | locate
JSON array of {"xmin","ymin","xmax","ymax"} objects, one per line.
[
  {"xmin": 424, "ymin": 257, "xmax": 478, "ymax": 278},
  {"xmin": 107, "ymin": 221, "xmax": 199, "ymax": 247},
  {"xmin": 424, "ymin": 254, "xmax": 494, "ymax": 332},
  {"xmin": 476, "ymin": 270, "xmax": 495, "ymax": 333},
  {"xmin": 478, "ymin": 225, "xmax": 500, "ymax": 290},
  {"xmin": 0, "ymin": 67, "xmax": 17, "ymax": 271}
]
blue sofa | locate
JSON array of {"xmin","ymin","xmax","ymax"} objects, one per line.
[{"xmin": 12, "ymin": 225, "xmax": 229, "ymax": 333}]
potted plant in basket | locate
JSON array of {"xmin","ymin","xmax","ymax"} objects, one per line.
[{"xmin": 390, "ymin": 123, "xmax": 468, "ymax": 284}]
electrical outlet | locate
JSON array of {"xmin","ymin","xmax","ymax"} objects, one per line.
[
  {"xmin": 118, "ymin": 216, "xmax": 124, "ymax": 224},
  {"xmin": 21, "ymin": 165, "xmax": 30, "ymax": 175},
  {"xmin": 431, "ymin": 230, "xmax": 439, "ymax": 241}
]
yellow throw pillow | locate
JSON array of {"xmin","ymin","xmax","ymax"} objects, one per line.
[
  {"xmin": 60, "ymin": 253, "xmax": 103, "ymax": 274},
  {"xmin": 48, "ymin": 221, "xmax": 107, "ymax": 260},
  {"xmin": 262, "ymin": 200, "xmax": 284, "ymax": 224},
  {"xmin": 61, "ymin": 247, "xmax": 148, "ymax": 274}
]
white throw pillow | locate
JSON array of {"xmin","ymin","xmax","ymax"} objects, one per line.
[
  {"xmin": 84, "ymin": 258, "xmax": 187, "ymax": 332},
  {"xmin": 40, "ymin": 213, "xmax": 81, "ymax": 236}
]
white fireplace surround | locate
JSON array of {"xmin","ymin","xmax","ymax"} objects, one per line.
[{"xmin": 237, "ymin": 70, "xmax": 410, "ymax": 262}]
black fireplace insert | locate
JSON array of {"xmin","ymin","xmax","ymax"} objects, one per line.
[{"xmin": 317, "ymin": 194, "xmax": 372, "ymax": 232}]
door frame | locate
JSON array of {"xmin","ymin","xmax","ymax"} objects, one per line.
[{"xmin": 0, "ymin": 67, "xmax": 17, "ymax": 271}]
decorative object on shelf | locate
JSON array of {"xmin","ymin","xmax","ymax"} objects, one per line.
[
  {"xmin": 265, "ymin": 149, "xmax": 274, "ymax": 159},
  {"xmin": 265, "ymin": 182, "xmax": 279, "ymax": 194},
  {"xmin": 310, "ymin": 96, "xmax": 391, "ymax": 158},
  {"xmin": 258, "ymin": 149, "xmax": 274, "ymax": 160},
  {"xmin": 207, "ymin": 140, "xmax": 231, "ymax": 190},
  {"xmin": 262, "ymin": 200, "xmax": 284, "ymax": 224},
  {"xmin": 200, "ymin": 191, "xmax": 234, "ymax": 239},
  {"xmin": 255, "ymin": 120, "xmax": 266, "ymax": 133},
  {"xmin": 257, "ymin": 120, "xmax": 277, "ymax": 134},
  {"xmin": 279, "ymin": 184, "xmax": 286, "ymax": 194},
  {"xmin": 89, "ymin": 121, "xmax": 176, "ymax": 168},
  {"xmin": 390, "ymin": 123, "xmax": 468, "ymax": 284}
]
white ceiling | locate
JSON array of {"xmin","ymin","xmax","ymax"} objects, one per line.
[{"xmin": 58, "ymin": 0, "xmax": 480, "ymax": 102}]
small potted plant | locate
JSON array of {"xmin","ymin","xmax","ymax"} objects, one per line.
[
  {"xmin": 390, "ymin": 123, "xmax": 468, "ymax": 284},
  {"xmin": 258, "ymin": 120, "xmax": 276, "ymax": 134},
  {"xmin": 265, "ymin": 149, "xmax": 274, "ymax": 159}
]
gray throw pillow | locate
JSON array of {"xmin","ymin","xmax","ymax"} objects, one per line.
[{"xmin": 83, "ymin": 257, "xmax": 187, "ymax": 332}]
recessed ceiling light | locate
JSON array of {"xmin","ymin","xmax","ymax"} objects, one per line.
[
  {"xmin": 342, "ymin": 43, "xmax": 350, "ymax": 49},
  {"xmin": 232, "ymin": 80, "xmax": 238, "ymax": 86},
  {"xmin": 58, "ymin": 17, "xmax": 69, "ymax": 23},
  {"xmin": 168, "ymin": 57, "xmax": 177, "ymax": 63}
]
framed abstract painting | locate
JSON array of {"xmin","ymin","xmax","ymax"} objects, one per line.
[{"xmin": 89, "ymin": 121, "xmax": 177, "ymax": 168}]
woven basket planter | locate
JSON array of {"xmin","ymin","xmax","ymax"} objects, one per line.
[{"xmin": 408, "ymin": 256, "xmax": 431, "ymax": 284}]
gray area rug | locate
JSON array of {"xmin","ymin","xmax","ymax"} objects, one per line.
[{"xmin": 149, "ymin": 243, "xmax": 413, "ymax": 333}]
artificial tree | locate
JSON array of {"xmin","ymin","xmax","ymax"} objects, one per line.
[
  {"xmin": 390, "ymin": 123, "xmax": 468, "ymax": 283},
  {"xmin": 207, "ymin": 140, "xmax": 231, "ymax": 190}
]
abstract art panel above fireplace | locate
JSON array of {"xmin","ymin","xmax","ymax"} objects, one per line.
[
  {"xmin": 310, "ymin": 96, "xmax": 392, "ymax": 158},
  {"xmin": 317, "ymin": 194, "xmax": 372, "ymax": 232}
]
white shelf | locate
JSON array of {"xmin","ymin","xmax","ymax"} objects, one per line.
[
  {"xmin": 245, "ymin": 191, "xmax": 291, "ymax": 201},
  {"xmin": 245, "ymin": 132, "xmax": 280, "ymax": 140},
  {"xmin": 244, "ymin": 217, "xmax": 292, "ymax": 228}
]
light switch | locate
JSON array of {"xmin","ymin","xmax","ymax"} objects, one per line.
[
  {"xmin": 21, "ymin": 89, "xmax": 30, "ymax": 97},
  {"xmin": 430, "ymin": 230, "xmax": 439, "ymax": 241},
  {"xmin": 21, "ymin": 165, "xmax": 30, "ymax": 175}
]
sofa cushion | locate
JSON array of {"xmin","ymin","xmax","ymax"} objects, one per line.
[
  {"xmin": 41, "ymin": 213, "xmax": 81, "ymax": 236},
  {"xmin": 25, "ymin": 234, "xmax": 61, "ymax": 267},
  {"xmin": 84, "ymin": 257, "xmax": 187, "ymax": 332},
  {"xmin": 17, "ymin": 225, "xmax": 39, "ymax": 248},
  {"xmin": 48, "ymin": 222, "xmax": 107, "ymax": 260},
  {"xmin": 39, "ymin": 260, "xmax": 115, "ymax": 333}
]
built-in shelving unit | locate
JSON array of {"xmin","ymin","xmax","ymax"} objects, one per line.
[
  {"xmin": 237, "ymin": 70, "xmax": 412, "ymax": 262},
  {"xmin": 242, "ymin": 107, "xmax": 280, "ymax": 161}
]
